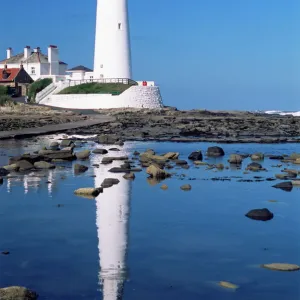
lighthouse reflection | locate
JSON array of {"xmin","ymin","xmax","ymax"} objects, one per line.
[{"xmin": 93, "ymin": 147, "xmax": 131, "ymax": 300}]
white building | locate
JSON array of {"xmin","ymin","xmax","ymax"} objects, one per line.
[{"xmin": 0, "ymin": 46, "xmax": 68, "ymax": 82}]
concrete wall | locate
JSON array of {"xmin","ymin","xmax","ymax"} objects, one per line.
[{"xmin": 40, "ymin": 85, "xmax": 163, "ymax": 109}]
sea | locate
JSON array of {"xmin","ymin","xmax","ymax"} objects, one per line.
[
  {"xmin": 0, "ymin": 136, "xmax": 299, "ymax": 300},
  {"xmin": 264, "ymin": 110, "xmax": 300, "ymax": 117}
]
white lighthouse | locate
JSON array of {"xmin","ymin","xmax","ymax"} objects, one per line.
[{"xmin": 94, "ymin": 0, "xmax": 132, "ymax": 79}]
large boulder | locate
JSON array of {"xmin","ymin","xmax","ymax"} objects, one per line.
[
  {"xmin": 245, "ymin": 208, "xmax": 274, "ymax": 221},
  {"xmin": 9, "ymin": 154, "xmax": 45, "ymax": 165},
  {"xmin": 102, "ymin": 156, "xmax": 128, "ymax": 164},
  {"xmin": 188, "ymin": 151, "xmax": 203, "ymax": 161},
  {"xmin": 272, "ymin": 181, "xmax": 293, "ymax": 192},
  {"xmin": 146, "ymin": 164, "xmax": 171, "ymax": 179},
  {"xmin": 0, "ymin": 286, "xmax": 38, "ymax": 300},
  {"xmin": 180, "ymin": 184, "xmax": 192, "ymax": 191},
  {"xmin": 261, "ymin": 263, "xmax": 300, "ymax": 272},
  {"xmin": 175, "ymin": 160, "xmax": 188, "ymax": 166},
  {"xmin": 163, "ymin": 152, "xmax": 180, "ymax": 160},
  {"xmin": 0, "ymin": 177, "xmax": 3, "ymax": 184},
  {"xmin": 41, "ymin": 150, "xmax": 76, "ymax": 161},
  {"xmin": 101, "ymin": 178, "xmax": 120, "ymax": 188},
  {"xmin": 269, "ymin": 155, "xmax": 284, "ymax": 160},
  {"xmin": 74, "ymin": 164, "xmax": 89, "ymax": 174},
  {"xmin": 49, "ymin": 141, "xmax": 60, "ymax": 150},
  {"xmin": 60, "ymin": 140, "xmax": 75, "ymax": 149},
  {"xmin": 251, "ymin": 152, "xmax": 264, "ymax": 161},
  {"xmin": 34, "ymin": 161, "xmax": 55, "ymax": 169},
  {"xmin": 0, "ymin": 168, "xmax": 10, "ymax": 176},
  {"xmin": 123, "ymin": 172, "xmax": 136, "ymax": 180},
  {"xmin": 16, "ymin": 160, "xmax": 34, "ymax": 172},
  {"xmin": 93, "ymin": 149, "xmax": 108, "ymax": 155},
  {"xmin": 74, "ymin": 187, "xmax": 103, "ymax": 198},
  {"xmin": 246, "ymin": 162, "xmax": 264, "ymax": 171},
  {"xmin": 207, "ymin": 146, "xmax": 225, "ymax": 157},
  {"xmin": 3, "ymin": 164, "xmax": 19, "ymax": 171},
  {"xmin": 75, "ymin": 150, "xmax": 90, "ymax": 160},
  {"xmin": 98, "ymin": 134, "xmax": 120, "ymax": 145},
  {"xmin": 228, "ymin": 154, "xmax": 243, "ymax": 164},
  {"xmin": 290, "ymin": 153, "xmax": 300, "ymax": 160}
]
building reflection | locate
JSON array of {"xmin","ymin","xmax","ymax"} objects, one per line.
[{"xmin": 93, "ymin": 146, "xmax": 131, "ymax": 300}]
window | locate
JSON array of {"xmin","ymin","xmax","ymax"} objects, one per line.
[
  {"xmin": 100, "ymin": 74, "xmax": 104, "ymax": 78},
  {"xmin": 100, "ymin": 64, "xmax": 103, "ymax": 68},
  {"xmin": 89, "ymin": 76, "xmax": 93, "ymax": 82},
  {"xmin": 31, "ymin": 67, "xmax": 36, "ymax": 75},
  {"xmin": 118, "ymin": 23, "xmax": 122, "ymax": 30}
]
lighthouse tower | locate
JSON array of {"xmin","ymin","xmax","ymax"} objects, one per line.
[{"xmin": 94, "ymin": 0, "xmax": 132, "ymax": 79}]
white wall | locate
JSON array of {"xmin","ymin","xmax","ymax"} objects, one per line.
[{"xmin": 40, "ymin": 85, "xmax": 163, "ymax": 109}]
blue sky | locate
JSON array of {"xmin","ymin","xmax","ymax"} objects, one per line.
[{"xmin": 1, "ymin": 0, "xmax": 299, "ymax": 110}]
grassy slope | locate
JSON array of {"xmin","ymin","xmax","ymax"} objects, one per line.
[{"xmin": 58, "ymin": 82, "xmax": 137, "ymax": 95}]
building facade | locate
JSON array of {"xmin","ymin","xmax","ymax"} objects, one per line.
[{"xmin": 0, "ymin": 46, "xmax": 68, "ymax": 82}]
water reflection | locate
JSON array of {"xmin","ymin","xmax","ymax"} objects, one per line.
[{"xmin": 93, "ymin": 146, "xmax": 131, "ymax": 300}]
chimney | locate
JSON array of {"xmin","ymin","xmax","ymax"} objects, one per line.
[
  {"xmin": 24, "ymin": 46, "xmax": 31, "ymax": 59},
  {"xmin": 6, "ymin": 47, "xmax": 13, "ymax": 59},
  {"xmin": 33, "ymin": 47, "xmax": 41, "ymax": 53},
  {"xmin": 48, "ymin": 45, "xmax": 59, "ymax": 75}
]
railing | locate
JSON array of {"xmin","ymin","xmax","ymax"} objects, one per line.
[
  {"xmin": 66, "ymin": 78, "xmax": 138, "ymax": 86},
  {"xmin": 36, "ymin": 83, "xmax": 57, "ymax": 103}
]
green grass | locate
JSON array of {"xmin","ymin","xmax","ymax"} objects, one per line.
[
  {"xmin": 59, "ymin": 82, "xmax": 137, "ymax": 95},
  {"xmin": 28, "ymin": 78, "xmax": 53, "ymax": 102},
  {"xmin": 0, "ymin": 95, "xmax": 16, "ymax": 106},
  {"xmin": 0, "ymin": 86, "xmax": 9, "ymax": 96}
]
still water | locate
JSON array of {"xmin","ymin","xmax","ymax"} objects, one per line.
[{"xmin": 0, "ymin": 138, "xmax": 299, "ymax": 300}]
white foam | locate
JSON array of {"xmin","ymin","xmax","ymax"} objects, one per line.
[{"xmin": 265, "ymin": 110, "xmax": 300, "ymax": 117}]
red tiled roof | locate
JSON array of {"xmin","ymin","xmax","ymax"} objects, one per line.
[{"xmin": 0, "ymin": 68, "xmax": 20, "ymax": 81}]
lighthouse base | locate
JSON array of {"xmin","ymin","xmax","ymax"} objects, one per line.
[{"xmin": 39, "ymin": 85, "xmax": 163, "ymax": 109}]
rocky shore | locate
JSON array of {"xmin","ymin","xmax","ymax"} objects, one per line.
[
  {"xmin": 0, "ymin": 104, "xmax": 87, "ymax": 132},
  {"xmin": 66, "ymin": 108, "xmax": 300, "ymax": 143},
  {"xmin": 0, "ymin": 106, "xmax": 300, "ymax": 143}
]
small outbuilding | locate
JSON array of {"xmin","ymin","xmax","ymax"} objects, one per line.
[{"xmin": 0, "ymin": 65, "xmax": 33, "ymax": 96}]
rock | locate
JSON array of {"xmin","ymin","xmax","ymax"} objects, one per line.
[
  {"xmin": 133, "ymin": 151, "xmax": 140, "ymax": 156},
  {"xmin": 2, "ymin": 251, "xmax": 10, "ymax": 255},
  {"xmin": 290, "ymin": 153, "xmax": 300, "ymax": 160},
  {"xmin": 101, "ymin": 178, "xmax": 120, "ymax": 188},
  {"xmin": 93, "ymin": 149, "xmax": 108, "ymax": 155},
  {"xmin": 188, "ymin": 151, "xmax": 203, "ymax": 161},
  {"xmin": 207, "ymin": 146, "xmax": 225, "ymax": 157},
  {"xmin": 272, "ymin": 181, "xmax": 293, "ymax": 192},
  {"xmin": 294, "ymin": 159, "xmax": 300, "ymax": 165},
  {"xmin": 283, "ymin": 169, "xmax": 298, "ymax": 176},
  {"xmin": 98, "ymin": 134, "xmax": 120, "ymax": 145},
  {"xmin": 275, "ymin": 173, "xmax": 296, "ymax": 180},
  {"xmin": 123, "ymin": 172, "xmax": 135, "ymax": 180},
  {"xmin": 42, "ymin": 150, "xmax": 76, "ymax": 161},
  {"xmin": 49, "ymin": 141, "xmax": 59, "ymax": 149},
  {"xmin": 74, "ymin": 187, "xmax": 103, "ymax": 198},
  {"xmin": 109, "ymin": 167, "xmax": 130, "ymax": 173},
  {"xmin": 261, "ymin": 263, "xmax": 300, "ymax": 272},
  {"xmin": 75, "ymin": 150, "xmax": 90, "ymax": 160},
  {"xmin": 102, "ymin": 156, "xmax": 128, "ymax": 164},
  {"xmin": 146, "ymin": 164, "xmax": 171, "ymax": 179},
  {"xmin": 246, "ymin": 162, "xmax": 264, "ymax": 171},
  {"xmin": 216, "ymin": 163, "xmax": 224, "ymax": 170},
  {"xmin": 74, "ymin": 164, "xmax": 89, "ymax": 174},
  {"xmin": 218, "ymin": 281, "xmax": 239, "ymax": 290},
  {"xmin": 109, "ymin": 148, "xmax": 120, "ymax": 151},
  {"xmin": 3, "ymin": 164, "xmax": 19, "ymax": 171},
  {"xmin": 180, "ymin": 184, "xmax": 192, "ymax": 191},
  {"xmin": 0, "ymin": 286, "xmax": 38, "ymax": 300},
  {"xmin": 292, "ymin": 180, "xmax": 300, "ymax": 186},
  {"xmin": 163, "ymin": 152, "xmax": 180, "ymax": 160},
  {"xmin": 228, "ymin": 154, "xmax": 243, "ymax": 164},
  {"xmin": 16, "ymin": 160, "xmax": 34, "ymax": 172},
  {"xmin": 34, "ymin": 161, "xmax": 55, "ymax": 169},
  {"xmin": 60, "ymin": 140, "xmax": 75, "ymax": 148},
  {"xmin": 175, "ymin": 160, "xmax": 188, "ymax": 165},
  {"xmin": 251, "ymin": 152, "xmax": 264, "ymax": 160},
  {"xmin": 9, "ymin": 154, "xmax": 45, "ymax": 165},
  {"xmin": 269, "ymin": 155, "xmax": 284, "ymax": 160},
  {"xmin": 160, "ymin": 184, "xmax": 168, "ymax": 190},
  {"xmin": 245, "ymin": 208, "xmax": 274, "ymax": 221},
  {"xmin": 0, "ymin": 177, "xmax": 3, "ymax": 184},
  {"xmin": 194, "ymin": 161, "xmax": 207, "ymax": 166}
]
